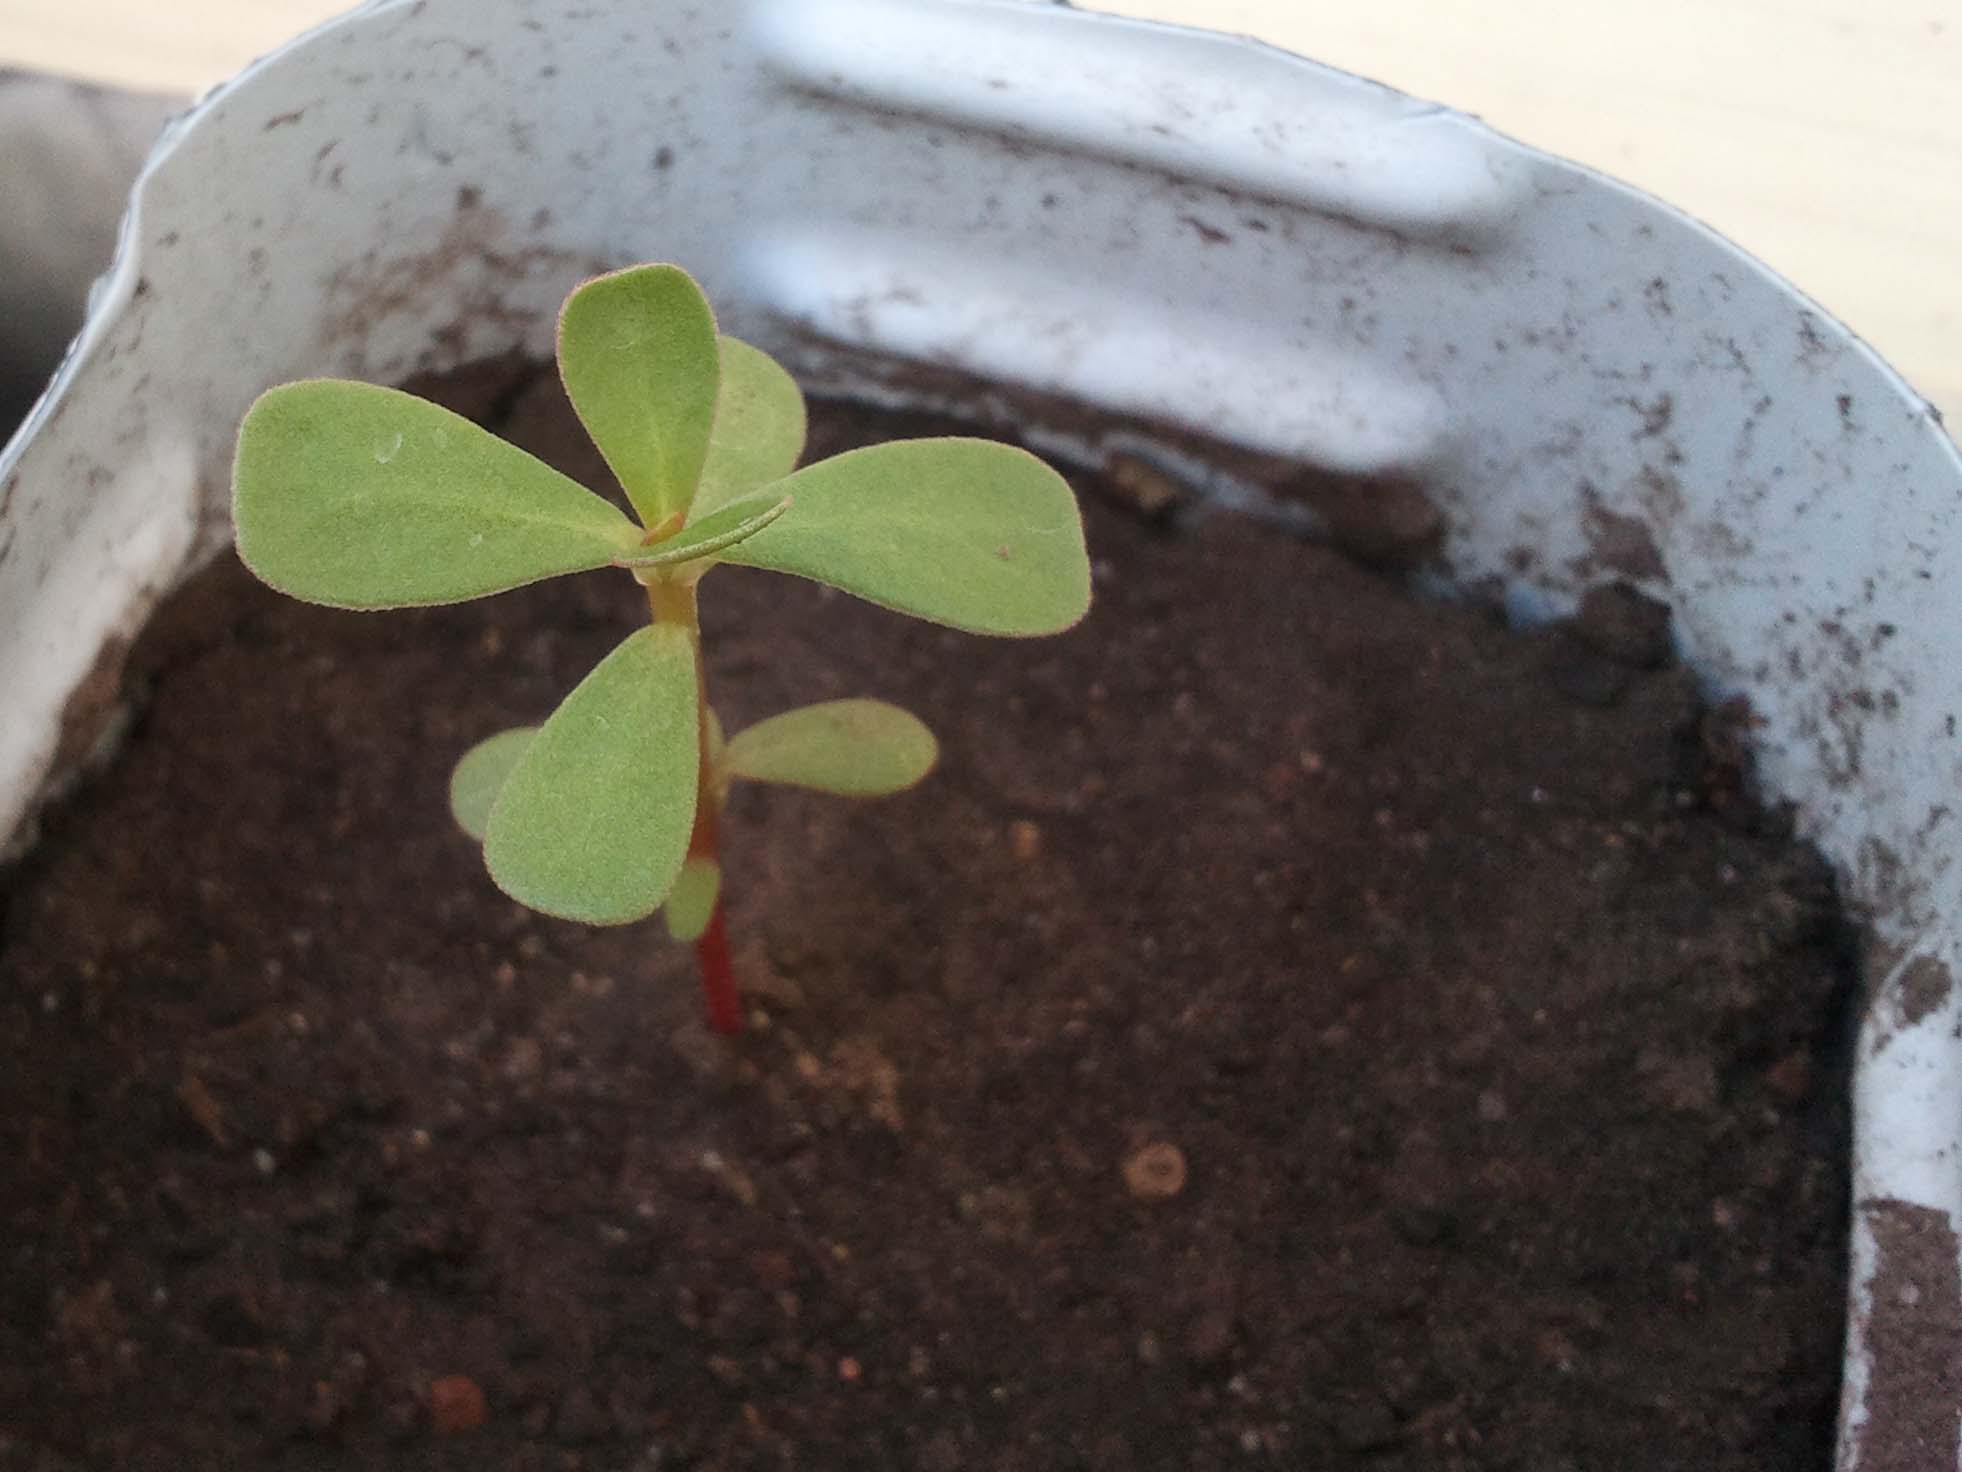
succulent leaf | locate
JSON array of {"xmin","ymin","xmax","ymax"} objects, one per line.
[
  {"xmin": 720, "ymin": 438, "xmax": 1091, "ymax": 635},
  {"xmin": 232, "ymin": 381, "xmax": 640, "ymax": 609},
  {"xmin": 692, "ymin": 336, "xmax": 807, "ymax": 520},
  {"xmin": 664, "ymin": 858, "xmax": 722, "ymax": 942},
  {"xmin": 483, "ymin": 625, "xmax": 699, "ymax": 924},
  {"xmin": 557, "ymin": 264, "xmax": 720, "ymax": 526},
  {"xmin": 725, "ymin": 699, "xmax": 938, "ymax": 796},
  {"xmin": 449, "ymin": 726, "xmax": 538, "ymax": 841}
]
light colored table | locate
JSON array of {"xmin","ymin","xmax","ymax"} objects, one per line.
[{"xmin": 4, "ymin": 0, "xmax": 1957, "ymax": 429}]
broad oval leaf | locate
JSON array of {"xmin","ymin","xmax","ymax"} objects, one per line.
[
  {"xmin": 615, "ymin": 490, "xmax": 792, "ymax": 571},
  {"xmin": 724, "ymin": 700, "xmax": 938, "ymax": 796},
  {"xmin": 233, "ymin": 381, "xmax": 640, "ymax": 609},
  {"xmin": 558, "ymin": 264, "xmax": 721, "ymax": 527},
  {"xmin": 664, "ymin": 857, "xmax": 721, "ymax": 942},
  {"xmin": 719, "ymin": 439, "xmax": 1091, "ymax": 635},
  {"xmin": 484, "ymin": 625, "xmax": 700, "ymax": 924},
  {"xmin": 692, "ymin": 336, "xmax": 807, "ymax": 521},
  {"xmin": 449, "ymin": 726, "xmax": 538, "ymax": 842}
]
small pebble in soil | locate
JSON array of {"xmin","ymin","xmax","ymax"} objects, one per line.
[
  {"xmin": 500, "ymin": 1035, "xmax": 543, "ymax": 1080},
  {"xmin": 1279, "ymin": 472, "xmax": 1443, "ymax": 570},
  {"xmin": 1123, "ymin": 1141, "xmax": 1188, "ymax": 1201},
  {"xmin": 1098, "ymin": 451, "xmax": 1190, "ymax": 524},
  {"xmin": 699, "ymin": 1149, "xmax": 759, "ymax": 1206},
  {"xmin": 1009, "ymin": 818, "xmax": 1043, "ymax": 861},
  {"xmin": 428, "ymin": 1374, "xmax": 487, "ymax": 1435}
]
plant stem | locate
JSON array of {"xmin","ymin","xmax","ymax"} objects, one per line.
[
  {"xmin": 696, "ymin": 904, "xmax": 742, "ymax": 1034},
  {"xmin": 647, "ymin": 574, "xmax": 742, "ymax": 1035}
]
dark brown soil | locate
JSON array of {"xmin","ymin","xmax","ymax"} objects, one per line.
[{"xmin": 0, "ymin": 361, "xmax": 1853, "ymax": 1470}]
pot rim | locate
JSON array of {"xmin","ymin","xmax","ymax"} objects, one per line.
[{"xmin": 3, "ymin": 4, "xmax": 1958, "ymax": 1462}]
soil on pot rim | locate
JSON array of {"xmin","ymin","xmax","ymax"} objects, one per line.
[{"xmin": 0, "ymin": 360, "xmax": 1852, "ymax": 1470}]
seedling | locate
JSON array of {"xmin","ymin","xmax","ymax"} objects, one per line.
[{"xmin": 232, "ymin": 264, "xmax": 1090, "ymax": 1032}]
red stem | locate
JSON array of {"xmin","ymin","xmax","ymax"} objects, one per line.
[
  {"xmin": 647, "ymin": 575, "xmax": 740, "ymax": 1035},
  {"xmin": 697, "ymin": 903, "xmax": 741, "ymax": 1034}
]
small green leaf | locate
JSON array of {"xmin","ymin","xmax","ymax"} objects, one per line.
[
  {"xmin": 615, "ymin": 490, "xmax": 793, "ymax": 570},
  {"xmin": 720, "ymin": 439, "xmax": 1091, "ymax": 635},
  {"xmin": 558, "ymin": 264, "xmax": 720, "ymax": 527},
  {"xmin": 233, "ymin": 381, "xmax": 640, "ymax": 609},
  {"xmin": 449, "ymin": 726, "xmax": 538, "ymax": 841},
  {"xmin": 664, "ymin": 858, "xmax": 721, "ymax": 942},
  {"xmin": 692, "ymin": 336, "xmax": 807, "ymax": 521},
  {"xmin": 725, "ymin": 700, "xmax": 938, "ymax": 796},
  {"xmin": 484, "ymin": 624, "xmax": 699, "ymax": 924}
]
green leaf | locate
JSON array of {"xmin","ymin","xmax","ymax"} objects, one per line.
[
  {"xmin": 720, "ymin": 439, "xmax": 1091, "ymax": 635},
  {"xmin": 664, "ymin": 858, "xmax": 721, "ymax": 942},
  {"xmin": 724, "ymin": 700, "xmax": 938, "ymax": 796},
  {"xmin": 692, "ymin": 336, "xmax": 807, "ymax": 521},
  {"xmin": 615, "ymin": 490, "xmax": 792, "ymax": 571},
  {"xmin": 558, "ymin": 264, "xmax": 720, "ymax": 527},
  {"xmin": 449, "ymin": 726, "xmax": 538, "ymax": 842},
  {"xmin": 484, "ymin": 624, "xmax": 700, "ymax": 924},
  {"xmin": 233, "ymin": 381, "xmax": 640, "ymax": 609}
]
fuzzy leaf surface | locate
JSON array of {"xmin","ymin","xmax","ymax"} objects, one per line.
[
  {"xmin": 692, "ymin": 336, "xmax": 807, "ymax": 521},
  {"xmin": 449, "ymin": 726, "xmax": 538, "ymax": 841},
  {"xmin": 725, "ymin": 699, "xmax": 938, "ymax": 795},
  {"xmin": 233, "ymin": 381, "xmax": 640, "ymax": 608},
  {"xmin": 484, "ymin": 625, "xmax": 699, "ymax": 924},
  {"xmin": 720, "ymin": 439, "xmax": 1091, "ymax": 635},
  {"xmin": 664, "ymin": 858, "xmax": 721, "ymax": 942},
  {"xmin": 558, "ymin": 264, "xmax": 720, "ymax": 526},
  {"xmin": 615, "ymin": 490, "xmax": 792, "ymax": 570}
]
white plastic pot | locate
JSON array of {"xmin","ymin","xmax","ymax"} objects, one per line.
[{"xmin": 2, "ymin": 1, "xmax": 1957, "ymax": 1462}]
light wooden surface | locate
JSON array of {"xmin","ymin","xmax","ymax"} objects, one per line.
[{"xmin": 4, "ymin": 0, "xmax": 1957, "ymax": 428}]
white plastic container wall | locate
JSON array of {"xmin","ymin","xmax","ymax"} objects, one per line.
[{"xmin": 2, "ymin": 1, "xmax": 1958, "ymax": 1462}]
